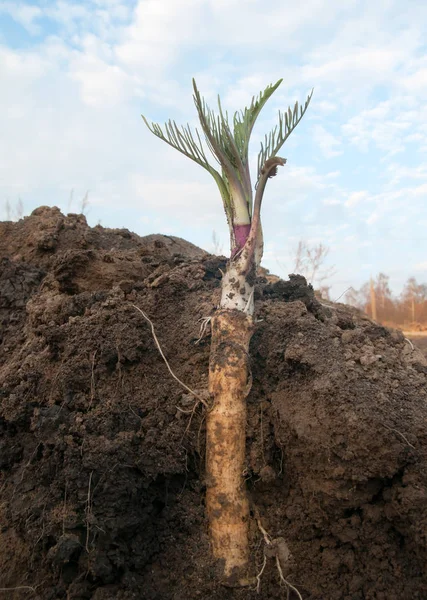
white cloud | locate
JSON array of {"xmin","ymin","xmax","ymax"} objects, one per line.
[
  {"xmin": 129, "ymin": 173, "xmax": 219, "ymax": 218},
  {"xmin": 400, "ymin": 54, "xmax": 427, "ymax": 94},
  {"xmin": 69, "ymin": 53, "xmax": 136, "ymax": 107},
  {"xmin": 345, "ymin": 191, "xmax": 370, "ymax": 207},
  {"xmin": 386, "ymin": 163, "xmax": 427, "ymax": 186},
  {"xmin": 303, "ymin": 48, "xmax": 402, "ymax": 89},
  {"xmin": 204, "ymin": 0, "xmax": 344, "ymax": 49},
  {"xmin": 414, "ymin": 262, "xmax": 427, "ymax": 272},
  {"xmin": 0, "ymin": 2, "xmax": 43, "ymax": 34},
  {"xmin": 313, "ymin": 100, "xmax": 338, "ymax": 115},
  {"xmin": 0, "ymin": 45, "xmax": 46, "ymax": 79},
  {"xmin": 115, "ymin": 0, "xmax": 206, "ymax": 72},
  {"xmin": 312, "ymin": 124, "xmax": 342, "ymax": 158},
  {"xmin": 366, "ymin": 211, "xmax": 380, "ymax": 225},
  {"xmin": 342, "ymin": 98, "xmax": 416, "ymax": 155}
]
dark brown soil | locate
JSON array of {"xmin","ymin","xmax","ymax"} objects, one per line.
[{"xmin": 1, "ymin": 207, "xmax": 427, "ymax": 600}]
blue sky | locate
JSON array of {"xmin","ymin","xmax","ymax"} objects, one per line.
[{"xmin": 1, "ymin": 0, "xmax": 426, "ymax": 298}]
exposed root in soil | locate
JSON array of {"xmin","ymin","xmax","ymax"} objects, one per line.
[
  {"xmin": 275, "ymin": 555, "xmax": 303, "ymax": 600},
  {"xmin": 85, "ymin": 470, "xmax": 94, "ymax": 553},
  {"xmin": 195, "ymin": 316, "xmax": 212, "ymax": 344},
  {"xmin": 255, "ymin": 513, "xmax": 303, "ymax": 600},
  {"xmin": 0, "ymin": 585, "xmax": 37, "ymax": 593},
  {"xmin": 132, "ymin": 304, "xmax": 211, "ymax": 410},
  {"xmin": 89, "ymin": 350, "xmax": 97, "ymax": 409},
  {"xmin": 404, "ymin": 337, "xmax": 415, "ymax": 350},
  {"xmin": 382, "ymin": 423, "xmax": 416, "ymax": 449}
]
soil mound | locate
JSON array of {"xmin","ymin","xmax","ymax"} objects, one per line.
[{"xmin": 1, "ymin": 207, "xmax": 426, "ymax": 599}]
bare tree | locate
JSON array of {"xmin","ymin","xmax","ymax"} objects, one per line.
[
  {"xmin": 292, "ymin": 240, "xmax": 335, "ymax": 292},
  {"xmin": 401, "ymin": 277, "xmax": 427, "ymax": 326},
  {"xmin": 80, "ymin": 191, "xmax": 90, "ymax": 215},
  {"xmin": 370, "ymin": 277, "xmax": 377, "ymax": 321},
  {"xmin": 16, "ymin": 198, "xmax": 24, "ymax": 220},
  {"xmin": 211, "ymin": 230, "xmax": 224, "ymax": 255},
  {"xmin": 5, "ymin": 199, "xmax": 11, "ymax": 221},
  {"xmin": 4, "ymin": 198, "xmax": 24, "ymax": 221},
  {"xmin": 67, "ymin": 188, "xmax": 75, "ymax": 212},
  {"xmin": 345, "ymin": 274, "xmax": 427, "ymax": 328}
]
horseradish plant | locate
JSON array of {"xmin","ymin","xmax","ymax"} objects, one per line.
[{"xmin": 142, "ymin": 79, "xmax": 312, "ymax": 585}]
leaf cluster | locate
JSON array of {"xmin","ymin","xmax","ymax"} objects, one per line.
[{"xmin": 141, "ymin": 79, "xmax": 312, "ymax": 224}]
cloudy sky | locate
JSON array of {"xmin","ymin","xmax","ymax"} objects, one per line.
[{"xmin": 1, "ymin": 0, "xmax": 426, "ymax": 298}]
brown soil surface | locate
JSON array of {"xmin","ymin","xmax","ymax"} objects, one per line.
[{"xmin": 1, "ymin": 207, "xmax": 427, "ymax": 600}]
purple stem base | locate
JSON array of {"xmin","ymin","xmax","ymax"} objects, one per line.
[{"xmin": 231, "ymin": 224, "xmax": 251, "ymax": 258}]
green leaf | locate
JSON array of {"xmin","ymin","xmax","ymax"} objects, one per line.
[
  {"xmin": 233, "ymin": 79, "xmax": 283, "ymax": 165},
  {"xmin": 142, "ymin": 78, "xmax": 312, "ymax": 252},
  {"xmin": 141, "ymin": 113, "xmax": 233, "ymax": 223},
  {"xmin": 257, "ymin": 88, "xmax": 313, "ymax": 180},
  {"xmin": 192, "ymin": 79, "xmax": 250, "ymax": 224}
]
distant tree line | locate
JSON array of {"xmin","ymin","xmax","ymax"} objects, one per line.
[{"xmin": 346, "ymin": 273, "xmax": 427, "ymax": 330}]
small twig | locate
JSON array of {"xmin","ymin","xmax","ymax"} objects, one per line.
[
  {"xmin": 278, "ymin": 447, "xmax": 284, "ymax": 476},
  {"xmin": 30, "ymin": 504, "xmax": 46, "ymax": 567},
  {"xmin": 115, "ymin": 340, "xmax": 124, "ymax": 392},
  {"xmin": 318, "ymin": 301, "xmax": 336, "ymax": 311},
  {"xmin": 260, "ymin": 404, "xmax": 265, "ymax": 464},
  {"xmin": 334, "ymin": 287, "xmax": 351, "ymax": 303},
  {"xmin": 132, "ymin": 305, "xmax": 210, "ymax": 409},
  {"xmin": 175, "ymin": 404, "xmax": 195, "ymax": 415},
  {"xmin": 62, "ymin": 482, "xmax": 68, "ymax": 536},
  {"xmin": 0, "ymin": 586, "xmax": 36, "ymax": 593},
  {"xmin": 85, "ymin": 471, "xmax": 93, "ymax": 552},
  {"xmin": 20, "ymin": 444, "xmax": 42, "ymax": 482},
  {"xmin": 89, "ymin": 350, "xmax": 97, "ymax": 408},
  {"xmin": 10, "ymin": 443, "xmax": 42, "ymax": 500},
  {"xmin": 197, "ymin": 412, "xmax": 206, "ymax": 457},
  {"xmin": 92, "ymin": 462, "xmax": 119, "ymax": 497},
  {"xmin": 128, "ymin": 404, "xmax": 143, "ymax": 422},
  {"xmin": 48, "ymin": 360, "xmax": 65, "ymax": 404},
  {"xmin": 383, "ymin": 424, "xmax": 416, "ymax": 449},
  {"xmin": 178, "ymin": 451, "xmax": 189, "ymax": 499},
  {"xmin": 404, "ymin": 338, "xmax": 414, "ymax": 350}
]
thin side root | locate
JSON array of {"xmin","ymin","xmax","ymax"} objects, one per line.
[
  {"xmin": 195, "ymin": 316, "xmax": 211, "ymax": 344},
  {"xmin": 132, "ymin": 305, "xmax": 210, "ymax": 409},
  {"xmin": 180, "ymin": 397, "xmax": 204, "ymax": 443},
  {"xmin": 0, "ymin": 586, "xmax": 37, "ymax": 593},
  {"xmin": 85, "ymin": 470, "xmax": 93, "ymax": 552},
  {"xmin": 255, "ymin": 513, "xmax": 303, "ymax": 599},
  {"xmin": 404, "ymin": 337, "xmax": 414, "ymax": 350},
  {"xmin": 383, "ymin": 424, "xmax": 416, "ymax": 449},
  {"xmin": 276, "ymin": 555, "xmax": 303, "ymax": 600},
  {"xmin": 256, "ymin": 515, "xmax": 272, "ymax": 545},
  {"xmin": 256, "ymin": 555, "xmax": 267, "ymax": 593}
]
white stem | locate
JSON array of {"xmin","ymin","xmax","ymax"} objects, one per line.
[{"xmin": 220, "ymin": 263, "xmax": 255, "ymax": 315}]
